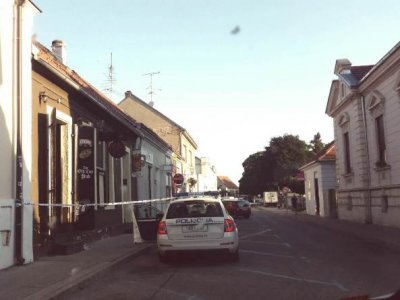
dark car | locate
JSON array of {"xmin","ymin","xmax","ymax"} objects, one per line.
[{"xmin": 222, "ymin": 199, "xmax": 251, "ymax": 219}]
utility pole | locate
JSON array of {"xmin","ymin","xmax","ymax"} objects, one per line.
[{"xmin": 143, "ymin": 71, "xmax": 161, "ymax": 105}]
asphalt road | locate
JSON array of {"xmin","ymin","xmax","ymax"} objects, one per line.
[{"xmin": 59, "ymin": 208, "xmax": 400, "ymax": 300}]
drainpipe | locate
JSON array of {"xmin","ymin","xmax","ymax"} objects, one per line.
[
  {"xmin": 15, "ymin": 0, "xmax": 25, "ymax": 265},
  {"xmin": 360, "ymin": 94, "xmax": 372, "ymax": 224}
]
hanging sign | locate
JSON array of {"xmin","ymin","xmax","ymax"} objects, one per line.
[
  {"xmin": 108, "ymin": 140, "xmax": 126, "ymax": 158},
  {"xmin": 76, "ymin": 125, "xmax": 95, "ymax": 229},
  {"xmin": 173, "ymin": 173, "xmax": 184, "ymax": 185}
]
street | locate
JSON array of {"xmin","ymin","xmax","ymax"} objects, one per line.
[{"xmin": 59, "ymin": 207, "xmax": 400, "ymax": 300}]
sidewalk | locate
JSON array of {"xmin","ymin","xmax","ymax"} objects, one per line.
[
  {"xmin": 0, "ymin": 234, "xmax": 154, "ymax": 300},
  {"xmin": 257, "ymin": 206, "xmax": 400, "ymax": 250}
]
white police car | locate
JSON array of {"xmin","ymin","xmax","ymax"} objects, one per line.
[{"xmin": 157, "ymin": 197, "xmax": 239, "ymax": 262}]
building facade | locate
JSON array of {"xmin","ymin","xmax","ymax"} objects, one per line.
[
  {"xmin": 31, "ymin": 41, "xmax": 143, "ymax": 256},
  {"xmin": 217, "ymin": 176, "xmax": 239, "ymax": 197},
  {"xmin": 326, "ymin": 42, "xmax": 400, "ymax": 228},
  {"xmin": 300, "ymin": 142, "xmax": 337, "ymax": 218},
  {"xmin": 132, "ymin": 124, "xmax": 173, "ymax": 202},
  {"xmin": 0, "ymin": 0, "xmax": 40, "ymax": 270},
  {"xmin": 119, "ymin": 91, "xmax": 198, "ymax": 194},
  {"xmin": 195, "ymin": 157, "xmax": 218, "ymax": 192}
]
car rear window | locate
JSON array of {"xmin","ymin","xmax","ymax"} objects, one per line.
[
  {"xmin": 166, "ymin": 200, "xmax": 223, "ymax": 219},
  {"xmin": 223, "ymin": 201, "xmax": 238, "ymax": 208},
  {"xmin": 238, "ymin": 201, "xmax": 249, "ymax": 208}
]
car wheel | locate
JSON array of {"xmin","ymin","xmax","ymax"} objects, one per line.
[
  {"xmin": 159, "ymin": 253, "xmax": 168, "ymax": 263},
  {"xmin": 245, "ymin": 214, "xmax": 250, "ymax": 219}
]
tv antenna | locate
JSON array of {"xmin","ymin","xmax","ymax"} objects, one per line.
[
  {"xmin": 143, "ymin": 71, "xmax": 161, "ymax": 105},
  {"xmin": 103, "ymin": 52, "xmax": 116, "ymax": 95}
]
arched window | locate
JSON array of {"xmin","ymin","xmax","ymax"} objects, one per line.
[{"xmin": 367, "ymin": 91, "xmax": 387, "ymax": 167}]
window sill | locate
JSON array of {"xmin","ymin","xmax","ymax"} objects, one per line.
[
  {"xmin": 342, "ymin": 172, "xmax": 354, "ymax": 178},
  {"xmin": 374, "ymin": 163, "xmax": 391, "ymax": 172}
]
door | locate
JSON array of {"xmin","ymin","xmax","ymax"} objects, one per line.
[{"xmin": 328, "ymin": 189, "xmax": 338, "ymax": 219}]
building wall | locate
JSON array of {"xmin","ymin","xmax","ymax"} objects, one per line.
[
  {"xmin": 333, "ymin": 95, "xmax": 370, "ymax": 223},
  {"xmin": 0, "ymin": 0, "xmax": 38, "ymax": 269},
  {"xmin": 180, "ymin": 134, "xmax": 197, "ymax": 192},
  {"xmin": 330, "ymin": 47, "xmax": 400, "ymax": 228},
  {"xmin": 196, "ymin": 157, "xmax": 217, "ymax": 192},
  {"xmin": 136, "ymin": 139, "xmax": 170, "ymax": 201},
  {"xmin": 303, "ymin": 162, "xmax": 336, "ymax": 217},
  {"xmin": 119, "ymin": 98, "xmax": 181, "ymax": 155}
]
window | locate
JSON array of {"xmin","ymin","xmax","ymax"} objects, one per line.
[
  {"xmin": 343, "ymin": 132, "xmax": 352, "ymax": 174},
  {"xmin": 347, "ymin": 196, "xmax": 352, "ymax": 211},
  {"xmin": 183, "ymin": 145, "xmax": 187, "ymax": 161},
  {"xmin": 189, "ymin": 150, "xmax": 193, "ymax": 166},
  {"xmin": 375, "ymin": 115, "xmax": 387, "ymax": 166},
  {"xmin": 381, "ymin": 195, "xmax": 388, "ymax": 213},
  {"xmin": 340, "ymin": 83, "xmax": 346, "ymax": 98}
]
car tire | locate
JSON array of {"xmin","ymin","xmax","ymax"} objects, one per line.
[{"xmin": 245, "ymin": 214, "xmax": 250, "ymax": 219}]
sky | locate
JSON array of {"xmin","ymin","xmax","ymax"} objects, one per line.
[{"xmin": 33, "ymin": 0, "xmax": 400, "ymax": 185}]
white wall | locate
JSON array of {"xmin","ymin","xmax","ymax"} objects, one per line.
[
  {"xmin": 303, "ymin": 162, "xmax": 336, "ymax": 217},
  {"xmin": 0, "ymin": 0, "xmax": 39, "ymax": 269},
  {"xmin": 196, "ymin": 157, "xmax": 217, "ymax": 192}
]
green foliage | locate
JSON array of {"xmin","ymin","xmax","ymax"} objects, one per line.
[
  {"xmin": 310, "ymin": 132, "xmax": 325, "ymax": 155},
  {"xmin": 239, "ymin": 133, "xmax": 324, "ymax": 195}
]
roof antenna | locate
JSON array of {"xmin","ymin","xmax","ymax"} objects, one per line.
[
  {"xmin": 143, "ymin": 71, "xmax": 161, "ymax": 106},
  {"xmin": 103, "ymin": 52, "xmax": 116, "ymax": 95}
]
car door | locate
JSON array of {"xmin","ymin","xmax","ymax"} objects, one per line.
[{"xmin": 134, "ymin": 204, "xmax": 164, "ymax": 240}]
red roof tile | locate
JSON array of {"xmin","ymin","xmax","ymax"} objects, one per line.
[{"xmin": 218, "ymin": 176, "xmax": 239, "ymax": 190}]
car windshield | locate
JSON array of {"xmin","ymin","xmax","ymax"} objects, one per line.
[{"xmin": 166, "ymin": 200, "xmax": 223, "ymax": 219}]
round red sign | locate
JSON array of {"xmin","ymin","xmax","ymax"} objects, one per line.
[{"xmin": 173, "ymin": 173, "xmax": 184, "ymax": 185}]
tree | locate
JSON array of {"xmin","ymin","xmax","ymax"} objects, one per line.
[
  {"xmin": 267, "ymin": 134, "xmax": 312, "ymax": 193},
  {"xmin": 187, "ymin": 177, "xmax": 197, "ymax": 192},
  {"xmin": 239, "ymin": 134, "xmax": 314, "ymax": 196},
  {"xmin": 310, "ymin": 132, "xmax": 325, "ymax": 155},
  {"xmin": 239, "ymin": 151, "xmax": 273, "ymax": 195}
]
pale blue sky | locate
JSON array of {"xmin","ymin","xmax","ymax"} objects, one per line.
[{"xmin": 34, "ymin": 0, "xmax": 400, "ymax": 184}]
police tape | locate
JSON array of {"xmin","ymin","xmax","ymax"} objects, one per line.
[{"xmin": 22, "ymin": 197, "xmax": 175, "ymax": 208}]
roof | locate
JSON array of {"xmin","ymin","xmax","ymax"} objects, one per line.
[
  {"xmin": 299, "ymin": 141, "xmax": 336, "ymax": 170},
  {"xmin": 315, "ymin": 141, "xmax": 336, "ymax": 161},
  {"xmin": 339, "ymin": 65, "xmax": 374, "ymax": 88},
  {"xmin": 351, "ymin": 65, "xmax": 374, "ymax": 81},
  {"xmin": 33, "ymin": 41, "xmax": 142, "ymax": 137},
  {"xmin": 218, "ymin": 176, "xmax": 239, "ymax": 190},
  {"xmin": 120, "ymin": 91, "xmax": 198, "ymax": 149}
]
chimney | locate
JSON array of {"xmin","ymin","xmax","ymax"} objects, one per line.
[
  {"xmin": 51, "ymin": 40, "xmax": 67, "ymax": 65},
  {"xmin": 125, "ymin": 90, "xmax": 133, "ymax": 98}
]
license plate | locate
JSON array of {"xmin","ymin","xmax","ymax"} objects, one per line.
[{"xmin": 182, "ymin": 224, "xmax": 208, "ymax": 232}]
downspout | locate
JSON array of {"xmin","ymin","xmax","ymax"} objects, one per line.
[
  {"xmin": 360, "ymin": 94, "xmax": 372, "ymax": 224},
  {"xmin": 15, "ymin": 0, "xmax": 25, "ymax": 265}
]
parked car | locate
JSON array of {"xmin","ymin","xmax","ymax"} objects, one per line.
[
  {"xmin": 157, "ymin": 197, "xmax": 239, "ymax": 262},
  {"xmin": 222, "ymin": 199, "xmax": 251, "ymax": 219}
]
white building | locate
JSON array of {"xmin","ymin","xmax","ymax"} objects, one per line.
[
  {"xmin": 195, "ymin": 157, "xmax": 218, "ymax": 192},
  {"xmin": 326, "ymin": 42, "xmax": 400, "ymax": 228},
  {"xmin": 0, "ymin": 0, "xmax": 40, "ymax": 269},
  {"xmin": 300, "ymin": 142, "xmax": 337, "ymax": 218}
]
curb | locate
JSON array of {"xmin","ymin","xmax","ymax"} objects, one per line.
[{"xmin": 24, "ymin": 244, "xmax": 154, "ymax": 300}]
